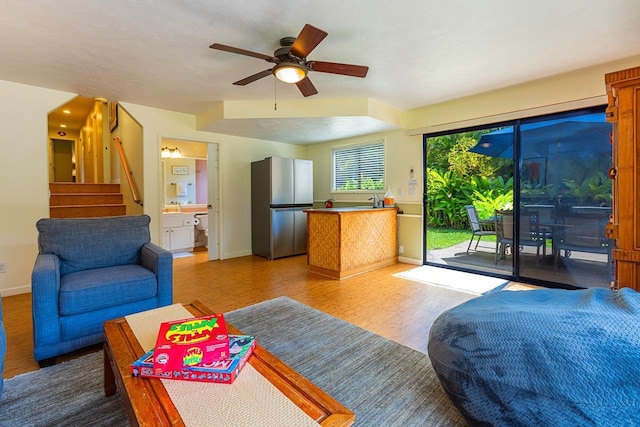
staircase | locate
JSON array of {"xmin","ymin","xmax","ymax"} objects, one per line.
[{"xmin": 49, "ymin": 183, "xmax": 126, "ymax": 218}]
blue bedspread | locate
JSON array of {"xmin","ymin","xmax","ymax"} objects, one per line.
[{"xmin": 428, "ymin": 288, "xmax": 640, "ymax": 426}]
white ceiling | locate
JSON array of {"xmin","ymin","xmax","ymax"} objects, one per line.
[{"xmin": 2, "ymin": 1, "xmax": 640, "ymax": 144}]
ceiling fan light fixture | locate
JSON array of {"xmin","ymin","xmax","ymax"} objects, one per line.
[{"xmin": 273, "ymin": 63, "xmax": 307, "ymax": 84}]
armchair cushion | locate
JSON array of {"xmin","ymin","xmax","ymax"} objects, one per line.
[
  {"xmin": 36, "ymin": 215, "xmax": 151, "ymax": 276},
  {"xmin": 59, "ymin": 264, "xmax": 157, "ymax": 316}
]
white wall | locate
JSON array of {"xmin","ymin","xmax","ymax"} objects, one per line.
[
  {"xmin": 406, "ymin": 55, "xmax": 640, "ymax": 133},
  {"xmin": 306, "ymin": 128, "xmax": 423, "ymax": 261},
  {"xmin": 306, "ymin": 55, "xmax": 640, "ymax": 263},
  {"xmin": 0, "ymin": 86, "xmax": 306, "ymax": 296},
  {"xmin": 118, "ymin": 103, "xmax": 306, "ymax": 260},
  {"xmin": 0, "ymin": 81, "xmax": 79, "ymax": 295},
  {"xmin": 2, "ymin": 55, "xmax": 640, "ymax": 294},
  {"xmin": 307, "ymin": 129, "xmax": 422, "ymax": 205}
]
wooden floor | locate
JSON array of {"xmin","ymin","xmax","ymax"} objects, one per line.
[{"xmin": 2, "ymin": 249, "xmax": 482, "ymax": 379}]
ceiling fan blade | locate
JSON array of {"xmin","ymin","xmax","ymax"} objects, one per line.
[
  {"xmin": 296, "ymin": 77, "xmax": 318, "ymax": 97},
  {"xmin": 233, "ymin": 69, "xmax": 273, "ymax": 86},
  {"xmin": 210, "ymin": 43, "xmax": 275, "ymax": 62},
  {"xmin": 290, "ymin": 24, "xmax": 328, "ymax": 59},
  {"xmin": 310, "ymin": 61, "xmax": 369, "ymax": 78}
]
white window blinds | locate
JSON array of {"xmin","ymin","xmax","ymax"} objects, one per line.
[{"xmin": 333, "ymin": 141, "xmax": 384, "ymax": 191}]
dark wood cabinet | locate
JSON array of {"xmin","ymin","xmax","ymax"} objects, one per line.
[{"xmin": 605, "ymin": 66, "xmax": 640, "ymax": 291}]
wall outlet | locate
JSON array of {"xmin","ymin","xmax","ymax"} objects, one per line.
[
  {"xmin": 398, "ymin": 245, "xmax": 404, "ymax": 254},
  {"xmin": 0, "ymin": 262, "xmax": 6, "ymax": 273}
]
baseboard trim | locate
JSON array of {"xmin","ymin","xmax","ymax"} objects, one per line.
[
  {"xmin": 223, "ymin": 250, "xmax": 253, "ymax": 260},
  {"xmin": 1, "ymin": 284, "xmax": 31, "ymax": 297},
  {"xmin": 398, "ymin": 256, "xmax": 421, "ymax": 265}
]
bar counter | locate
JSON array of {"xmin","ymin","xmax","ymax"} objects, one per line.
[{"xmin": 304, "ymin": 207, "xmax": 398, "ymax": 279}]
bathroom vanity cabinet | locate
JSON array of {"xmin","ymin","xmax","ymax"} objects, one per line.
[{"xmin": 162, "ymin": 213, "xmax": 195, "ymax": 252}]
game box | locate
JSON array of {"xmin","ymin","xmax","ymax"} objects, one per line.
[
  {"xmin": 134, "ymin": 335, "xmax": 256, "ymax": 384},
  {"xmin": 152, "ymin": 313, "xmax": 230, "ymax": 373}
]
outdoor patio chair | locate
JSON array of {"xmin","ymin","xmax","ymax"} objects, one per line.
[
  {"xmin": 494, "ymin": 209, "xmax": 546, "ymax": 264},
  {"xmin": 494, "ymin": 209, "xmax": 513, "ymax": 264},
  {"xmin": 553, "ymin": 213, "xmax": 612, "ymax": 272},
  {"xmin": 465, "ymin": 205, "xmax": 496, "ymax": 254}
]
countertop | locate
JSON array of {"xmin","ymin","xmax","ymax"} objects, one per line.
[{"xmin": 304, "ymin": 206, "xmax": 397, "ymax": 213}]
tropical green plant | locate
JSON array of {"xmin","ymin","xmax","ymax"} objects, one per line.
[
  {"xmin": 447, "ymin": 136, "xmax": 496, "ymax": 179},
  {"xmin": 469, "ymin": 175, "xmax": 514, "ymax": 218},
  {"xmin": 426, "ymin": 169, "xmax": 474, "ymax": 228},
  {"xmin": 425, "ymin": 129, "xmax": 515, "ymax": 228},
  {"xmin": 426, "ymin": 169, "xmax": 514, "ymax": 227},
  {"xmin": 339, "ymin": 179, "xmax": 359, "ymax": 190},
  {"xmin": 427, "ymin": 131, "xmax": 498, "ymax": 177},
  {"xmin": 521, "ymin": 180, "xmax": 555, "ymax": 198},
  {"xmin": 562, "ymin": 172, "xmax": 612, "ymax": 204},
  {"xmin": 359, "ymin": 174, "xmax": 385, "ymax": 190},
  {"xmin": 336, "ymin": 174, "xmax": 384, "ymax": 191},
  {"xmin": 472, "ymin": 189, "xmax": 514, "ymax": 218}
]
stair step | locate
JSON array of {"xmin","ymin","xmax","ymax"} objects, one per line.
[
  {"xmin": 49, "ymin": 183, "xmax": 127, "ymax": 218},
  {"xmin": 49, "ymin": 183, "xmax": 121, "ymax": 194},
  {"xmin": 50, "ymin": 205, "xmax": 127, "ymax": 218},
  {"xmin": 50, "ymin": 193, "xmax": 123, "ymax": 206}
]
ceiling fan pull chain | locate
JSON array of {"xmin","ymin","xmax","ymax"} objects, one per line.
[{"xmin": 274, "ymin": 78, "xmax": 278, "ymax": 111}]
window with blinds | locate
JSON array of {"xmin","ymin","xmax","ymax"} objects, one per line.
[{"xmin": 332, "ymin": 141, "xmax": 385, "ymax": 191}]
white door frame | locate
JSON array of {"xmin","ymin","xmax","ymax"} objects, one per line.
[{"xmin": 158, "ymin": 137, "xmax": 221, "ymax": 261}]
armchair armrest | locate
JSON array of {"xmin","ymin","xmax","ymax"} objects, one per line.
[
  {"xmin": 141, "ymin": 243, "xmax": 173, "ymax": 306},
  {"xmin": 31, "ymin": 254, "xmax": 62, "ymax": 346}
]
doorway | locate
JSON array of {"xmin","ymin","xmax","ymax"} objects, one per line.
[
  {"xmin": 47, "ymin": 96, "xmax": 99, "ymax": 184},
  {"xmin": 51, "ymin": 139, "xmax": 75, "ymax": 182},
  {"xmin": 160, "ymin": 138, "xmax": 220, "ymax": 261}
]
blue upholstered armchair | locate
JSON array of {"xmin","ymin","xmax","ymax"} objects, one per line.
[{"xmin": 32, "ymin": 215, "xmax": 173, "ymax": 367}]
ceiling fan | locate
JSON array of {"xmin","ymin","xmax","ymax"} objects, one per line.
[{"xmin": 210, "ymin": 24, "xmax": 369, "ymax": 97}]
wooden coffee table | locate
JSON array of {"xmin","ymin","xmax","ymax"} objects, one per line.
[{"xmin": 103, "ymin": 300, "xmax": 354, "ymax": 426}]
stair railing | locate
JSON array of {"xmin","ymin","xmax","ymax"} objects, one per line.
[{"xmin": 113, "ymin": 137, "xmax": 143, "ymax": 206}]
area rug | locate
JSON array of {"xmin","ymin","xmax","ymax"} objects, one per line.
[
  {"xmin": 394, "ymin": 265, "xmax": 507, "ymax": 295},
  {"xmin": 0, "ymin": 297, "xmax": 465, "ymax": 426},
  {"xmin": 225, "ymin": 296, "xmax": 466, "ymax": 426},
  {"xmin": 0, "ymin": 351, "xmax": 128, "ymax": 426}
]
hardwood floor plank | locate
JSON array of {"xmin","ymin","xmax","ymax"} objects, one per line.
[{"xmin": 2, "ymin": 250, "xmax": 479, "ymax": 378}]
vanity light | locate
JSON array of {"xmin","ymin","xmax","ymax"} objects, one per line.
[
  {"xmin": 161, "ymin": 146, "xmax": 181, "ymax": 158},
  {"xmin": 60, "ymin": 124, "xmax": 67, "ymax": 128},
  {"xmin": 63, "ymin": 109, "xmax": 71, "ymax": 114}
]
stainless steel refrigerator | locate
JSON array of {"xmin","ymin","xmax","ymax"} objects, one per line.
[{"xmin": 251, "ymin": 157, "xmax": 313, "ymax": 259}]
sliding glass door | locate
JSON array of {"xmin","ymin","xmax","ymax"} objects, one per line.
[
  {"xmin": 424, "ymin": 107, "xmax": 613, "ymax": 289},
  {"xmin": 518, "ymin": 111, "xmax": 612, "ymax": 287},
  {"xmin": 424, "ymin": 126, "xmax": 514, "ymax": 278}
]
